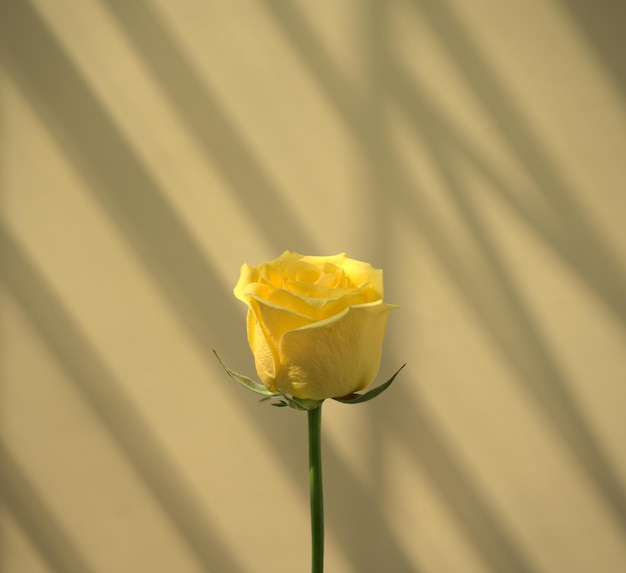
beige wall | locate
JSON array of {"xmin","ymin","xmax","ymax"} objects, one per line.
[{"xmin": 2, "ymin": 0, "xmax": 626, "ymax": 571}]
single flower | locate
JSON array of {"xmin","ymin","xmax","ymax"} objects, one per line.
[{"xmin": 233, "ymin": 251, "xmax": 398, "ymax": 400}]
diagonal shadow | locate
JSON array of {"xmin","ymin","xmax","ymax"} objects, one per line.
[
  {"xmin": 323, "ymin": 441, "xmax": 426, "ymax": 573},
  {"xmin": 254, "ymin": 2, "xmax": 544, "ymax": 569},
  {"xmin": 258, "ymin": 0, "xmax": 626, "ymax": 329},
  {"xmin": 359, "ymin": 4, "xmax": 402, "ymax": 565},
  {"xmin": 391, "ymin": 387, "xmax": 540, "ymax": 573},
  {"xmin": 257, "ymin": 0, "xmax": 367, "ymax": 141},
  {"xmin": 4, "ymin": 2, "xmax": 616, "ymax": 568},
  {"xmin": 391, "ymin": 67, "xmax": 626, "ymax": 328},
  {"xmin": 1, "ymin": 223, "xmax": 421, "ymax": 572},
  {"xmin": 557, "ymin": 0, "xmax": 626, "ymax": 103},
  {"xmin": 391, "ymin": 0, "xmax": 626, "ymax": 532},
  {"xmin": 385, "ymin": 109, "xmax": 626, "ymax": 534},
  {"xmin": 0, "ymin": 4, "xmax": 417, "ymax": 569},
  {"xmin": 248, "ymin": 402, "xmax": 423, "ymax": 573},
  {"xmin": 100, "ymin": 0, "xmax": 317, "ymax": 255},
  {"xmin": 326, "ymin": 390, "xmax": 538, "ymax": 573},
  {"xmin": 0, "ymin": 0, "xmax": 245, "ymax": 357},
  {"xmin": 0, "ymin": 443, "xmax": 96, "ymax": 573},
  {"xmin": 404, "ymin": 0, "xmax": 626, "ymax": 323},
  {"xmin": 360, "ymin": 0, "xmax": 394, "ymax": 264},
  {"xmin": 0, "ymin": 226, "xmax": 246, "ymax": 573}
]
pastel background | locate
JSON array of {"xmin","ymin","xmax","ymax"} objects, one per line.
[{"xmin": 2, "ymin": 1, "xmax": 625, "ymax": 572}]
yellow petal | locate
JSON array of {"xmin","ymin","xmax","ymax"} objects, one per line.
[
  {"xmin": 233, "ymin": 263, "xmax": 258, "ymax": 302},
  {"xmin": 300, "ymin": 252, "xmax": 347, "ymax": 268},
  {"xmin": 266, "ymin": 287, "xmax": 370, "ymax": 319},
  {"xmin": 246, "ymin": 309, "xmax": 276, "ymax": 388},
  {"xmin": 340, "ymin": 258, "xmax": 384, "ymax": 298},
  {"xmin": 246, "ymin": 296, "xmax": 315, "ymax": 391},
  {"xmin": 283, "ymin": 280, "xmax": 362, "ymax": 299},
  {"xmin": 275, "ymin": 300, "xmax": 397, "ymax": 400},
  {"xmin": 265, "ymin": 288, "xmax": 317, "ymax": 317}
]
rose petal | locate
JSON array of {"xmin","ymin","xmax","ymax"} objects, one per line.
[
  {"xmin": 246, "ymin": 309, "xmax": 276, "ymax": 387},
  {"xmin": 266, "ymin": 288, "xmax": 319, "ymax": 317},
  {"xmin": 233, "ymin": 263, "xmax": 258, "ymax": 302},
  {"xmin": 340, "ymin": 258, "xmax": 384, "ymax": 298},
  {"xmin": 283, "ymin": 280, "xmax": 362, "ymax": 299},
  {"xmin": 275, "ymin": 300, "xmax": 397, "ymax": 400},
  {"xmin": 245, "ymin": 296, "xmax": 315, "ymax": 391},
  {"xmin": 266, "ymin": 287, "xmax": 370, "ymax": 319},
  {"xmin": 300, "ymin": 252, "xmax": 348, "ymax": 268},
  {"xmin": 248, "ymin": 295, "xmax": 314, "ymax": 339}
]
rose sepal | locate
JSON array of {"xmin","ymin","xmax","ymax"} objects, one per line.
[
  {"xmin": 215, "ymin": 351, "xmax": 403, "ymax": 409},
  {"xmin": 214, "ymin": 350, "xmax": 275, "ymax": 397},
  {"xmin": 214, "ymin": 351, "xmax": 323, "ymax": 410},
  {"xmin": 332, "ymin": 363, "xmax": 406, "ymax": 405},
  {"xmin": 263, "ymin": 394, "xmax": 324, "ymax": 411}
]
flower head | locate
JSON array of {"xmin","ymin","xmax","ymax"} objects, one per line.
[{"xmin": 234, "ymin": 251, "xmax": 397, "ymax": 400}]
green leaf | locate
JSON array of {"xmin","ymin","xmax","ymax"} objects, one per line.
[
  {"xmin": 213, "ymin": 350, "xmax": 275, "ymax": 397},
  {"xmin": 333, "ymin": 364, "xmax": 405, "ymax": 405}
]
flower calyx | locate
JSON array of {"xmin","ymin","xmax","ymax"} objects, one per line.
[{"xmin": 214, "ymin": 351, "xmax": 404, "ymax": 411}]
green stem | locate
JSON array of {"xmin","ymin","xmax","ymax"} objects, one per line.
[{"xmin": 308, "ymin": 404, "xmax": 324, "ymax": 573}]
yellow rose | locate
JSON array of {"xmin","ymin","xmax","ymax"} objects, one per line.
[{"xmin": 233, "ymin": 251, "xmax": 397, "ymax": 400}]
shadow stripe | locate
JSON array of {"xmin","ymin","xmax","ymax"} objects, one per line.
[
  {"xmin": 257, "ymin": 0, "xmax": 626, "ymax": 327},
  {"xmin": 1, "ymin": 222, "xmax": 421, "ymax": 572},
  {"xmin": 101, "ymin": 0, "xmax": 318, "ymax": 255},
  {"xmin": 391, "ymin": 391, "xmax": 540, "ymax": 573},
  {"xmin": 0, "ymin": 444, "xmax": 96, "ymax": 573},
  {"xmin": 0, "ymin": 225, "xmax": 245, "ymax": 573},
  {"xmin": 557, "ymin": 0, "xmax": 626, "ymax": 105},
  {"xmin": 0, "ymin": 0, "xmax": 245, "ymax": 356},
  {"xmin": 386, "ymin": 127, "xmax": 626, "ymax": 534},
  {"xmin": 404, "ymin": 0, "xmax": 626, "ymax": 320}
]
